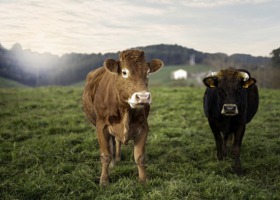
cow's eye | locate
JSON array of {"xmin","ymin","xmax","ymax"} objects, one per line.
[{"xmin": 122, "ymin": 69, "xmax": 129, "ymax": 78}]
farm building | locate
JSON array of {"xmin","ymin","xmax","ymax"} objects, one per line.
[{"xmin": 171, "ymin": 69, "xmax": 188, "ymax": 80}]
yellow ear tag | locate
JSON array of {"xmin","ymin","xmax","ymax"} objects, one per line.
[
  {"xmin": 210, "ymin": 84, "xmax": 216, "ymax": 88},
  {"xmin": 243, "ymin": 80, "xmax": 251, "ymax": 88}
]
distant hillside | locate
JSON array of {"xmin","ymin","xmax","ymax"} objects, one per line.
[
  {"xmin": 137, "ymin": 44, "xmax": 270, "ymax": 68},
  {"xmin": 0, "ymin": 43, "xmax": 270, "ymax": 87},
  {"xmin": 0, "ymin": 77, "xmax": 28, "ymax": 88}
]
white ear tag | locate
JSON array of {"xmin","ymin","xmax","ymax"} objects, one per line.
[{"xmin": 147, "ymin": 69, "xmax": 150, "ymax": 78}]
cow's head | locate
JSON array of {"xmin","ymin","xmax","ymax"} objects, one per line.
[
  {"xmin": 104, "ymin": 49, "xmax": 163, "ymax": 109},
  {"xmin": 203, "ymin": 68, "xmax": 256, "ymax": 116}
]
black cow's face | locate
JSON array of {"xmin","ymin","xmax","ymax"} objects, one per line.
[
  {"xmin": 203, "ymin": 68, "xmax": 256, "ymax": 116},
  {"xmin": 216, "ymin": 75, "xmax": 246, "ymax": 116},
  {"xmin": 104, "ymin": 50, "xmax": 163, "ymax": 109}
]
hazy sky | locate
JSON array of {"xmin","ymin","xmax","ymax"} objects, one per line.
[{"xmin": 0, "ymin": 0, "xmax": 279, "ymax": 56}]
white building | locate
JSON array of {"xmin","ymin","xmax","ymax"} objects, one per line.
[{"xmin": 171, "ymin": 69, "xmax": 188, "ymax": 80}]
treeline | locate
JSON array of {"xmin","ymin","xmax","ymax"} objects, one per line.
[
  {"xmin": 0, "ymin": 43, "xmax": 271, "ymax": 87},
  {"xmin": 0, "ymin": 43, "xmax": 118, "ymax": 86},
  {"xmin": 138, "ymin": 44, "xmax": 270, "ymax": 69}
]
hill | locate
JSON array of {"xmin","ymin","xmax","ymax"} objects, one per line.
[
  {"xmin": 0, "ymin": 77, "xmax": 28, "ymax": 88},
  {"xmin": 0, "ymin": 43, "xmax": 270, "ymax": 87}
]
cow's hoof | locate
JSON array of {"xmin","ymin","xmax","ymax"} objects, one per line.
[
  {"xmin": 233, "ymin": 167, "xmax": 243, "ymax": 176},
  {"xmin": 100, "ymin": 181, "xmax": 109, "ymax": 186},
  {"xmin": 116, "ymin": 156, "xmax": 121, "ymax": 162},
  {"xmin": 138, "ymin": 177, "xmax": 148, "ymax": 185},
  {"xmin": 109, "ymin": 160, "xmax": 115, "ymax": 168},
  {"xmin": 100, "ymin": 178, "xmax": 110, "ymax": 186},
  {"xmin": 217, "ymin": 156, "xmax": 224, "ymax": 161}
]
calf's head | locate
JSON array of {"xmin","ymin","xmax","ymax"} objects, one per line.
[
  {"xmin": 203, "ymin": 68, "xmax": 256, "ymax": 116},
  {"xmin": 104, "ymin": 49, "xmax": 163, "ymax": 109}
]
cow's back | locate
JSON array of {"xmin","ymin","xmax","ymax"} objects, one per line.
[
  {"xmin": 246, "ymin": 85, "xmax": 259, "ymax": 123},
  {"xmin": 83, "ymin": 67, "xmax": 106, "ymax": 125}
]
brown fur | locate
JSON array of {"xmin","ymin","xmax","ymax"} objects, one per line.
[{"xmin": 83, "ymin": 49, "xmax": 163, "ymax": 185}]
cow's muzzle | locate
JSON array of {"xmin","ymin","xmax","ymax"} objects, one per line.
[
  {"xmin": 128, "ymin": 91, "xmax": 151, "ymax": 108},
  {"xmin": 221, "ymin": 104, "xmax": 238, "ymax": 116}
]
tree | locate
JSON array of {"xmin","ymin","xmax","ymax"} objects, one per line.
[{"xmin": 270, "ymin": 47, "xmax": 280, "ymax": 68}]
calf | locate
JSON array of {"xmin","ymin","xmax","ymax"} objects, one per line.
[
  {"xmin": 83, "ymin": 50, "xmax": 163, "ymax": 185},
  {"xmin": 203, "ymin": 67, "xmax": 259, "ymax": 175}
]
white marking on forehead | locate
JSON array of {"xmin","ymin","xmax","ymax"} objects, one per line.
[
  {"xmin": 147, "ymin": 69, "xmax": 150, "ymax": 78},
  {"xmin": 122, "ymin": 68, "xmax": 129, "ymax": 78}
]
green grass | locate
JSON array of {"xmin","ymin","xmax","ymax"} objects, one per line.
[{"xmin": 0, "ymin": 86, "xmax": 280, "ymax": 199}]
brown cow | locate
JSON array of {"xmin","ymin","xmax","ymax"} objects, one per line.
[{"xmin": 83, "ymin": 49, "xmax": 163, "ymax": 185}]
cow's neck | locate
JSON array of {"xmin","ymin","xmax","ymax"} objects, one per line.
[{"xmin": 108, "ymin": 106, "xmax": 131, "ymax": 144}]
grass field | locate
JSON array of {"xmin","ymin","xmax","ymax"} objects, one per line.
[{"xmin": 0, "ymin": 86, "xmax": 280, "ymax": 199}]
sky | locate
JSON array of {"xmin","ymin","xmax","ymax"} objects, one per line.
[{"xmin": 0, "ymin": 0, "xmax": 279, "ymax": 57}]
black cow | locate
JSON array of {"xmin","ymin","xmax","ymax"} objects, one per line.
[{"xmin": 203, "ymin": 67, "xmax": 259, "ymax": 175}]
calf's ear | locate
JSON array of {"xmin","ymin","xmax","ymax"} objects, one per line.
[
  {"xmin": 203, "ymin": 77, "xmax": 217, "ymax": 88},
  {"xmin": 104, "ymin": 59, "xmax": 119, "ymax": 74},
  {"xmin": 148, "ymin": 59, "xmax": 164, "ymax": 73},
  {"xmin": 243, "ymin": 78, "xmax": 256, "ymax": 88}
]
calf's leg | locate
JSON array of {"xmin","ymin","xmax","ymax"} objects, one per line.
[{"xmin": 133, "ymin": 126, "xmax": 148, "ymax": 183}]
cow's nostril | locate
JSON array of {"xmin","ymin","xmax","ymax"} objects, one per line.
[
  {"xmin": 221, "ymin": 104, "xmax": 238, "ymax": 115},
  {"xmin": 225, "ymin": 105, "xmax": 236, "ymax": 111},
  {"xmin": 146, "ymin": 93, "xmax": 150, "ymax": 100},
  {"xmin": 136, "ymin": 94, "xmax": 141, "ymax": 101},
  {"xmin": 136, "ymin": 92, "xmax": 150, "ymax": 100}
]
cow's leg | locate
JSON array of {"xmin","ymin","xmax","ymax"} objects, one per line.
[
  {"xmin": 222, "ymin": 134, "xmax": 228, "ymax": 158},
  {"xmin": 109, "ymin": 136, "xmax": 116, "ymax": 168},
  {"xmin": 232, "ymin": 125, "xmax": 245, "ymax": 175},
  {"xmin": 209, "ymin": 120, "xmax": 224, "ymax": 160},
  {"xmin": 227, "ymin": 134, "xmax": 234, "ymax": 147},
  {"xmin": 133, "ymin": 126, "xmax": 148, "ymax": 183},
  {"xmin": 110, "ymin": 138, "xmax": 121, "ymax": 167},
  {"xmin": 97, "ymin": 124, "xmax": 111, "ymax": 185},
  {"xmin": 115, "ymin": 139, "xmax": 121, "ymax": 162},
  {"xmin": 224, "ymin": 133, "xmax": 234, "ymax": 158}
]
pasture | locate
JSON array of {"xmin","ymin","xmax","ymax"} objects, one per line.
[{"xmin": 0, "ymin": 86, "xmax": 279, "ymax": 199}]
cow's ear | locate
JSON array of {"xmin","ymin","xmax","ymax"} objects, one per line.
[
  {"xmin": 148, "ymin": 59, "xmax": 164, "ymax": 73},
  {"xmin": 104, "ymin": 59, "xmax": 119, "ymax": 74},
  {"xmin": 203, "ymin": 77, "xmax": 217, "ymax": 88},
  {"xmin": 243, "ymin": 78, "xmax": 256, "ymax": 88}
]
